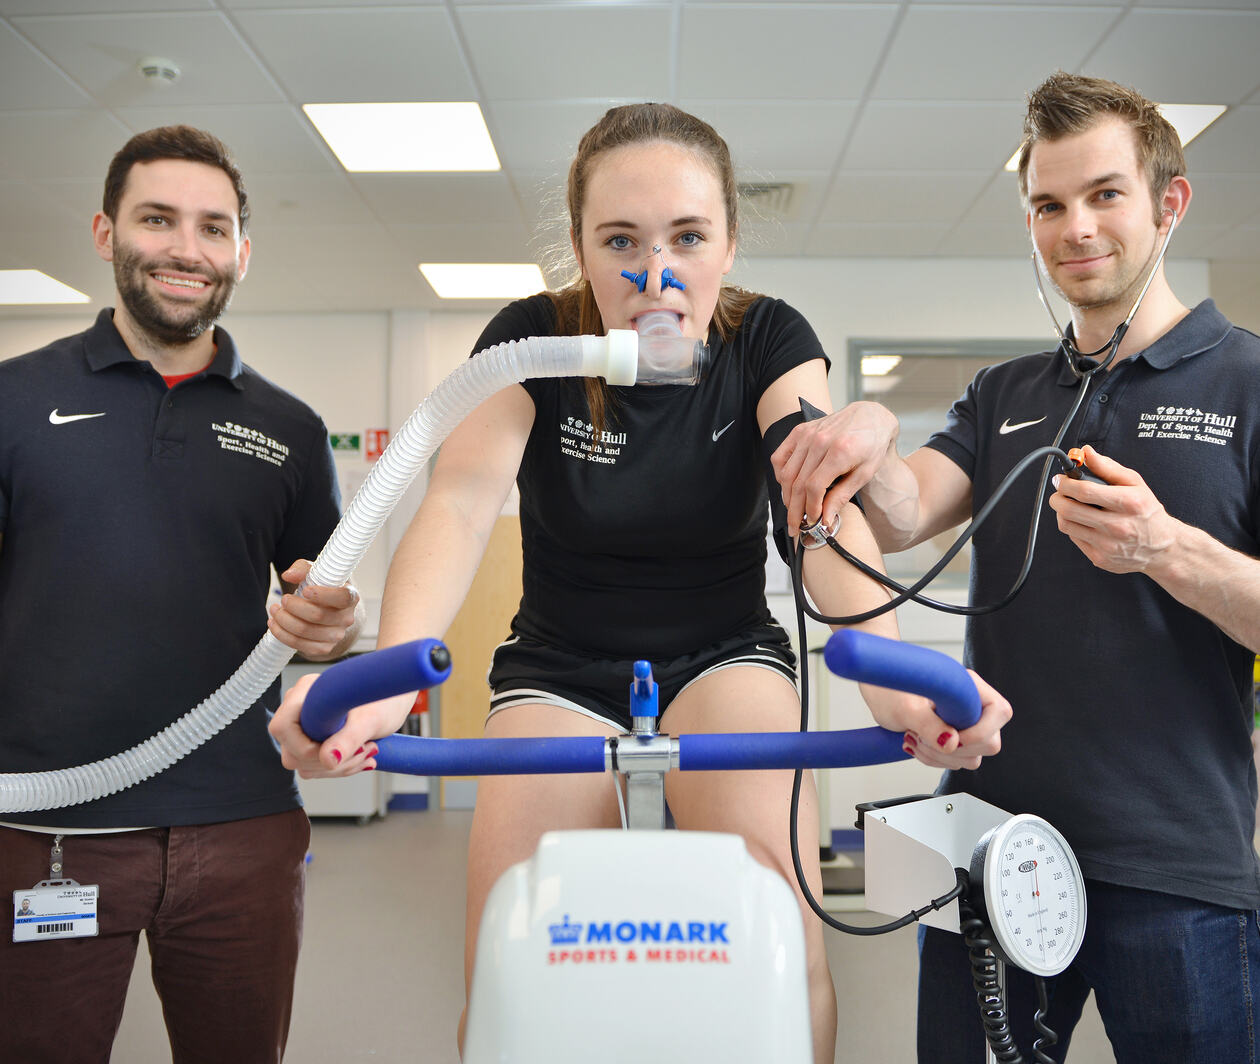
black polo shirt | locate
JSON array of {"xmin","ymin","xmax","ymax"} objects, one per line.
[
  {"xmin": 925, "ymin": 300, "xmax": 1260, "ymax": 909},
  {"xmin": 0, "ymin": 309, "xmax": 340, "ymax": 827}
]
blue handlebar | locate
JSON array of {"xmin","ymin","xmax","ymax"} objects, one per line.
[
  {"xmin": 297, "ymin": 631, "xmax": 979, "ymax": 775},
  {"xmin": 823, "ymin": 629, "xmax": 980, "ymax": 730},
  {"xmin": 678, "ymin": 630, "xmax": 979, "ymax": 770},
  {"xmin": 301, "ymin": 639, "xmax": 452, "ymax": 742}
]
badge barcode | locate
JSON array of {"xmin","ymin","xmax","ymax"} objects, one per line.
[{"xmin": 37, "ymin": 922, "xmax": 72, "ymax": 935}]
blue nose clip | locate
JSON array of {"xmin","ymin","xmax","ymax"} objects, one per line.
[{"xmin": 619, "ymin": 267, "xmax": 686, "ymax": 292}]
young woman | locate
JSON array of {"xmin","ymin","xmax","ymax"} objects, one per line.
[{"xmin": 271, "ymin": 104, "xmax": 1009, "ymax": 1063}]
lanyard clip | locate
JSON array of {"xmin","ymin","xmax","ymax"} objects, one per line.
[{"xmin": 50, "ymin": 834, "xmax": 65, "ymax": 881}]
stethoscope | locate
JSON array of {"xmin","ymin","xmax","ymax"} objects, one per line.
[
  {"xmin": 1032, "ymin": 207, "xmax": 1179, "ymax": 380},
  {"xmin": 794, "ymin": 205, "xmax": 1183, "ymax": 626}
]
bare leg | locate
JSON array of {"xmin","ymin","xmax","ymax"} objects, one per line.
[
  {"xmin": 457, "ymin": 704, "xmax": 622, "ymax": 1056},
  {"xmin": 663, "ymin": 666, "xmax": 837, "ymax": 1064}
]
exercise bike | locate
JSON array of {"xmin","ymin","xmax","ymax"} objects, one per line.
[{"xmin": 301, "ymin": 628, "xmax": 1086, "ymax": 1063}]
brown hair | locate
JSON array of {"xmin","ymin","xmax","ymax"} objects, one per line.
[
  {"xmin": 103, "ymin": 125, "xmax": 250, "ymax": 236},
  {"xmin": 546, "ymin": 103, "xmax": 760, "ymax": 434},
  {"xmin": 1016, "ymin": 72, "xmax": 1184, "ymax": 222}
]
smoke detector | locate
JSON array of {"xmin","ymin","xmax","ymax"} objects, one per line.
[{"xmin": 137, "ymin": 56, "xmax": 181, "ymax": 86}]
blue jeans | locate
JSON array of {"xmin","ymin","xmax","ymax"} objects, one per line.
[{"xmin": 917, "ymin": 880, "xmax": 1259, "ymax": 1063}]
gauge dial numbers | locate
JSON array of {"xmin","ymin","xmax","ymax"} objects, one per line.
[{"xmin": 971, "ymin": 814, "xmax": 1087, "ymax": 978}]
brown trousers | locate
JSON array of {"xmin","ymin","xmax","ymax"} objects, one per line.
[{"xmin": 0, "ymin": 808, "xmax": 309, "ymax": 1063}]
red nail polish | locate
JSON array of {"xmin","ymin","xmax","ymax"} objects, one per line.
[
  {"xmin": 354, "ymin": 746, "xmax": 364, "ymax": 757},
  {"xmin": 331, "ymin": 749, "xmax": 342, "ymax": 763},
  {"xmin": 904, "ymin": 733, "xmax": 917, "ymax": 746},
  {"xmin": 364, "ymin": 765, "xmax": 375, "ymax": 772},
  {"xmin": 902, "ymin": 745, "xmax": 913, "ymax": 756},
  {"xmin": 937, "ymin": 732, "xmax": 952, "ymax": 748}
]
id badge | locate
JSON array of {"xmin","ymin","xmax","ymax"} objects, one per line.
[{"xmin": 13, "ymin": 882, "xmax": 99, "ymax": 943}]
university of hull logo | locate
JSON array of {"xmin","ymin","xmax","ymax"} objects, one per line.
[
  {"xmin": 558, "ymin": 414, "xmax": 627, "ymax": 466},
  {"xmin": 212, "ymin": 421, "xmax": 290, "ymax": 467},
  {"xmin": 1136, "ymin": 405, "xmax": 1237, "ymax": 447}
]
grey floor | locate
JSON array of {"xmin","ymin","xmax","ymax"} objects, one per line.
[{"xmin": 114, "ymin": 810, "xmax": 1115, "ymax": 1063}]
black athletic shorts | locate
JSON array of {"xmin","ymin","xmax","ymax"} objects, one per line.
[{"xmin": 486, "ymin": 621, "xmax": 798, "ymax": 732}]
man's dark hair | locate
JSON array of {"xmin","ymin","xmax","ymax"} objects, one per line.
[
  {"xmin": 103, "ymin": 125, "xmax": 249, "ymax": 235},
  {"xmin": 1017, "ymin": 72, "xmax": 1185, "ymax": 221}
]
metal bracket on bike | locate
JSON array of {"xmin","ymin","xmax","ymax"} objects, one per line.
[{"xmin": 610, "ymin": 661, "xmax": 680, "ymax": 830}]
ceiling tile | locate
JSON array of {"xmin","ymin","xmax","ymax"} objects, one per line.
[
  {"xmin": 228, "ymin": 223, "xmax": 429, "ymax": 313},
  {"xmin": 485, "ymin": 100, "xmax": 634, "ymax": 176},
  {"xmin": 0, "ymin": 21, "xmax": 91, "ymax": 107},
  {"xmin": 680, "ymin": 101, "xmax": 860, "ymax": 172},
  {"xmin": 459, "ymin": 4, "xmax": 672, "ymax": 100},
  {"xmin": 0, "ymin": 226, "xmax": 113, "ymax": 307},
  {"xmin": 1131, "ymin": 0, "xmax": 1260, "ymax": 10},
  {"xmin": 39, "ymin": 179, "xmax": 103, "ymax": 223},
  {"xmin": 1179, "ymin": 172, "xmax": 1260, "ymax": 227},
  {"xmin": 1085, "ymin": 9, "xmax": 1260, "ymax": 105},
  {"xmin": 734, "ymin": 221, "xmax": 812, "ymax": 258},
  {"xmin": 735, "ymin": 171, "xmax": 828, "ymax": 227},
  {"xmin": 804, "ymin": 222, "xmax": 952, "ymax": 257},
  {"xmin": 111, "ymin": 105, "xmax": 334, "ymax": 175},
  {"xmin": 231, "ymin": 7, "xmax": 474, "ymax": 102},
  {"xmin": 1183, "ymin": 106, "xmax": 1260, "ymax": 173},
  {"xmin": 0, "ymin": 180, "xmax": 85, "ymax": 234},
  {"xmin": 244, "ymin": 173, "xmax": 378, "ymax": 228},
  {"xmin": 821, "ymin": 172, "xmax": 994, "ymax": 225},
  {"xmin": 678, "ymin": 4, "xmax": 900, "ymax": 99},
  {"xmin": 872, "ymin": 5, "xmax": 1120, "ymax": 101},
  {"xmin": 1, "ymin": 1, "xmax": 210, "ymax": 11},
  {"xmin": 224, "ymin": 0, "xmax": 437, "ymax": 7},
  {"xmin": 387, "ymin": 222, "xmax": 538, "ymax": 266},
  {"xmin": 12, "ymin": 11, "xmax": 284, "ymax": 107},
  {"xmin": 512, "ymin": 171, "xmax": 572, "ymax": 232},
  {"xmin": 350, "ymin": 173, "xmax": 526, "ymax": 227},
  {"xmin": 957, "ymin": 172, "xmax": 1025, "ymax": 226},
  {"xmin": 0, "ymin": 110, "xmax": 132, "ymax": 182},
  {"xmin": 844, "ymin": 101, "xmax": 1024, "ymax": 170},
  {"xmin": 937, "ymin": 219, "xmax": 1034, "ymax": 257}
]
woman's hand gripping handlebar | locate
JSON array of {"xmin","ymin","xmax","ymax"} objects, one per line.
[{"xmin": 281, "ymin": 629, "xmax": 989, "ymax": 778}]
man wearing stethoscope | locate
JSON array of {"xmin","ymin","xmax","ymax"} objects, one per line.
[{"xmin": 774, "ymin": 72, "xmax": 1260, "ymax": 1063}]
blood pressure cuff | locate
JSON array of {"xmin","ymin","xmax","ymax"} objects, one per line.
[
  {"xmin": 762, "ymin": 410, "xmax": 805, "ymax": 564},
  {"xmin": 761, "ymin": 403, "xmax": 866, "ymax": 564}
]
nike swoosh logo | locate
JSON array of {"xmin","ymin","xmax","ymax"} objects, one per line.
[
  {"xmin": 998, "ymin": 416, "xmax": 1046, "ymax": 435},
  {"xmin": 49, "ymin": 409, "xmax": 106, "ymax": 425},
  {"xmin": 712, "ymin": 420, "xmax": 735, "ymax": 442}
]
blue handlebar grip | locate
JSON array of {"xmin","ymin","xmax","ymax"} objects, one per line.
[
  {"xmin": 678, "ymin": 728, "xmax": 908, "ymax": 771},
  {"xmin": 371, "ymin": 735, "xmax": 607, "ymax": 776},
  {"xmin": 301, "ymin": 639, "xmax": 452, "ymax": 743},
  {"xmin": 823, "ymin": 630, "xmax": 980, "ymax": 730}
]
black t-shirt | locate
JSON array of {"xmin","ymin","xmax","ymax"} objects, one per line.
[
  {"xmin": 474, "ymin": 294, "xmax": 827, "ymax": 659},
  {"xmin": 0, "ymin": 310, "xmax": 340, "ymax": 828},
  {"xmin": 925, "ymin": 300, "xmax": 1260, "ymax": 909}
]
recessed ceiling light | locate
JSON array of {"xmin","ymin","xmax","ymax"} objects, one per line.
[
  {"xmin": 419, "ymin": 263, "xmax": 546, "ymax": 300},
  {"xmin": 1003, "ymin": 102, "xmax": 1228, "ymax": 172},
  {"xmin": 861, "ymin": 354, "xmax": 902, "ymax": 376},
  {"xmin": 0, "ymin": 270, "xmax": 90, "ymax": 305},
  {"xmin": 304, "ymin": 102, "xmax": 500, "ymax": 172}
]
